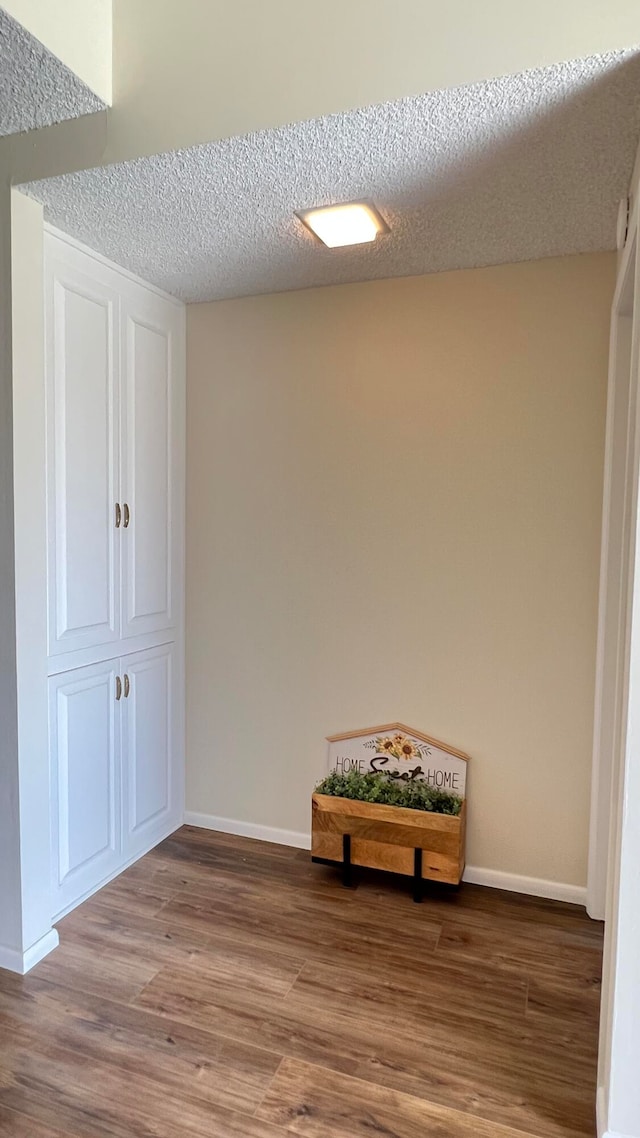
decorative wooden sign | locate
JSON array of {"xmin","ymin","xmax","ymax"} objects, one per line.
[{"xmin": 326, "ymin": 723, "xmax": 469, "ymax": 798}]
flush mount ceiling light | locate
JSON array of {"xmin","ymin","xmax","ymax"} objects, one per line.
[{"xmin": 296, "ymin": 201, "xmax": 389, "ymax": 248}]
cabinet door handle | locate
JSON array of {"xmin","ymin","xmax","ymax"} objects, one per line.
[
  {"xmin": 115, "ymin": 675, "xmax": 122, "ymax": 701},
  {"xmin": 123, "ymin": 673, "xmax": 130, "ymax": 698},
  {"xmin": 123, "ymin": 503, "xmax": 130, "ymax": 528},
  {"xmin": 115, "ymin": 503, "xmax": 122, "ymax": 528}
]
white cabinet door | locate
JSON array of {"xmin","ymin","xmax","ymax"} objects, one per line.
[
  {"xmin": 122, "ymin": 643, "xmax": 179, "ymax": 859},
  {"xmin": 45, "ymin": 237, "xmax": 120, "ymax": 656},
  {"xmin": 121, "ymin": 287, "xmax": 183, "ymax": 639},
  {"xmin": 49, "ymin": 660, "xmax": 121, "ymax": 917}
]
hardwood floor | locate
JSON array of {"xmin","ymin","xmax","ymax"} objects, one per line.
[{"xmin": 0, "ymin": 826, "xmax": 603, "ymax": 1137}]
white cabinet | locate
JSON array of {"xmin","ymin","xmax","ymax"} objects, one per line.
[
  {"xmin": 122, "ymin": 643, "xmax": 177, "ymax": 859},
  {"xmin": 45, "ymin": 228, "xmax": 185, "ymax": 920},
  {"xmin": 49, "ymin": 644, "xmax": 181, "ymax": 919},
  {"xmin": 49, "ymin": 660, "xmax": 121, "ymax": 915},
  {"xmin": 45, "ymin": 242, "xmax": 120, "ymax": 657},
  {"xmin": 121, "ymin": 285, "xmax": 181, "ymax": 639},
  {"xmin": 45, "ymin": 234, "xmax": 184, "ymax": 661}
]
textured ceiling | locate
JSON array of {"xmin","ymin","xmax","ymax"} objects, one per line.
[
  {"xmin": 0, "ymin": 7, "xmax": 104, "ymax": 137},
  {"xmin": 25, "ymin": 50, "xmax": 640, "ymax": 302}
]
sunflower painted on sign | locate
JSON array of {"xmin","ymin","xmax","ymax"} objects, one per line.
[
  {"xmin": 377, "ymin": 736, "xmax": 396, "ymax": 756},
  {"xmin": 372, "ymin": 733, "xmax": 420, "ymax": 761},
  {"xmin": 398, "ymin": 737, "xmax": 419, "ymax": 761}
]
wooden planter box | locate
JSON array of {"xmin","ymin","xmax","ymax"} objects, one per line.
[{"xmin": 312, "ymin": 793, "xmax": 466, "ymax": 897}]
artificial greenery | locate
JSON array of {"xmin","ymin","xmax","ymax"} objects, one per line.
[{"xmin": 315, "ymin": 769, "xmax": 462, "ymax": 815}]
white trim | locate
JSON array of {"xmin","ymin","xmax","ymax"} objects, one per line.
[
  {"xmin": 0, "ymin": 928, "xmax": 59, "ymax": 975},
  {"xmin": 593, "ymin": 138, "xmax": 640, "ymax": 1138},
  {"xmin": 598, "ymin": 1086, "xmax": 609, "ymax": 1138},
  {"xmin": 43, "ymin": 222, "xmax": 183, "ymax": 308},
  {"xmin": 184, "ymin": 810, "xmax": 311, "ymax": 851},
  {"xmin": 588, "ymin": 230, "xmax": 638, "ymax": 920},
  {"xmin": 183, "ymin": 812, "xmax": 587, "ymax": 905},
  {"xmin": 462, "ymin": 865, "xmax": 586, "ymax": 906},
  {"xmin": 587, "ymin": 309, "xmax": 621, "ymax": 921},
  {"xmin": 46, "ymin": 631, "xmax": 177, "ymax": 677}
]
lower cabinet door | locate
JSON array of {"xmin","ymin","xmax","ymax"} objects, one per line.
[
  {"xmin": 121, "ymin": 642, "xmax": 178, "ymax": 860},
  {"xmin": 49, "ymin": 660, "xmax": 121, "ymax": 917}
]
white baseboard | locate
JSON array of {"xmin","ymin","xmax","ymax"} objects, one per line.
[
  {"xmin": 184, "ymin": 810, "xmax": 311, "ymax": 851},
  {"xmin": 462, "ymin": 865, "xmax": 587, "ymax": 906},
  {"xmin": 183, "ymin": 811, "xmax": 588, "ymax": 906},
  {"xmin": 0, "ymin": 927, "xmax": 59, "ymax": 975}
]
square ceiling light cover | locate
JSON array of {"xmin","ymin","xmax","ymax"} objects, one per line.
[{"xmin": 296, "ymin": 201, "xmax": 389, "ymax": 248}]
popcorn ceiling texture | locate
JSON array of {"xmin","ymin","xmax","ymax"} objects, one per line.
[
  {"xmin": 0, "ymin": 7, "xmax": 104, "ymax": 137},
  {"xmin": 26, "ymin": 50, "xmax": 640, "ymax": 302}
]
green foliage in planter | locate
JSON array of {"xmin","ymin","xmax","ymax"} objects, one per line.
[{"xmin": 315, "ymin": 770, "xmax": 462, "ymax": 815}]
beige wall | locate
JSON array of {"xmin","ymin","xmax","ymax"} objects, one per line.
[
  {"xmin": 186, "ymin": 253, "xmax": 614, "ymax": 886},
  {"xmin": 3, "ymin": 0, "xmax": 112, "ymax": 102},
  {"xmin": 109, "ymin": 0, "xmax": 640, "ymax": 162}
]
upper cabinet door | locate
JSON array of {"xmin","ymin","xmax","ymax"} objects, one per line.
[
  {"xmin": 45, "ymin": 236, "xmax": 120, "ymax": 657},
  {"xmin": 120, "ymin": 285, "xmax": 184, "ymax": 639}
]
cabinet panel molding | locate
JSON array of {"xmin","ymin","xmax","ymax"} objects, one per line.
[
  {"xmin": 45, "ymin": 241, "xmax": 120, "ymax": 656},
  {"xmin": 121, "ymin": 287, "xmax": 182, "ymax": 639},
  {"xmin": 49, "ymin": 660, "xmax": 121, "ymax": 915},
  {"xmin": 122, "ymin": 642, "xmax": 179, "ymax": 859}
]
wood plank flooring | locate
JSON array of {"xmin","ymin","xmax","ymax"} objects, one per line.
[{"xmin": 0, "ymin": 826, "xmax": 603, "ymax": 1138}]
